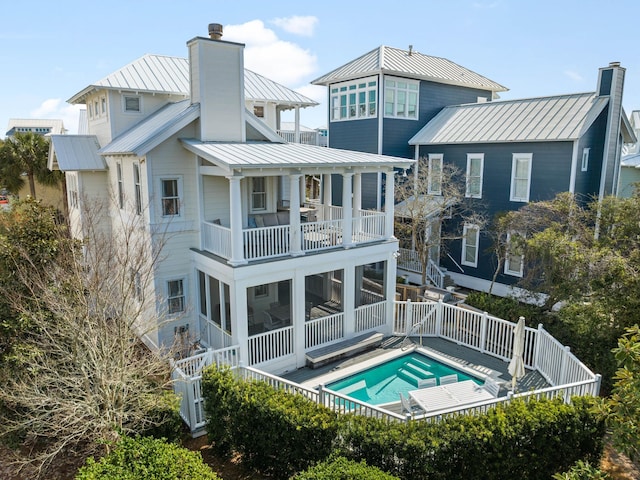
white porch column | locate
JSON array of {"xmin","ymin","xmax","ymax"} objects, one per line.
[
  {"xmin": 384, "ymin": 170, "xmax": 396, "ymax": 239},
  {"xmin": 227, "ymin": 175, "xmax": 247, "ymax": 265},
  {"xmin": 289, "ymin": 173, "xmax": 303, "ymax": 256},
  {"xmin": 322, "ymin": 173, "xmax": 332, "ymax": 221},
  {"xmin": 343, "ymin": 264, "xmax": 356, "ymax": 339},
  {"xmin": 294, "ymin": 106, "xmax": 300, "ymax": 144},
  {"xmin": 293, "ymin": 271, "xmax": 307, "ymax": 367},
  {"xmin": 342, "ymin": 172, "xmax": 354, "ymax": 248},
  {"xmin": 353, "ymin": 172, "xmax": 362, "ymax": 214},
  {"xmin": 384, "ymin": 254, "xmax": 398, "ymax": 335},
  {"xmin": 231, "ymin": 283, "xmax": 249, "ymax": 366}
]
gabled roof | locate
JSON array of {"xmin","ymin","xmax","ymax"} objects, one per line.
[
  {"xmin": 68, "ymin": 54, "xmax": 317, "ymax": 108},
  {"xmin": 311, "ymin": 45, "xmax": 507, "ymax": 93},
  {"xmin": 6, "ymin": 118, "xmax": 66, "ymax": 136},
  {"xmin": 409, "ymin": 92, "xmax": 609, "ymax": 145},
  {"xmin": 621, "ymin": 153, "xmax": 640, "ymax": 168},
  {"xmin": 48, "ymin": 135, "xmax": 106, "ymax": 171},
  {"xmin": 99, "ymin": 100, "xmax": 200, "ymax": 156},
  {"xmin": 99, "ymin": 100, "xmax": 284, "ymax": 157},
  {"xmin": 179, "ymin": 139, "xmax": 414, "ymax": 173}
]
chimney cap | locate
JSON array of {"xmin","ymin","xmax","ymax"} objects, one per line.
[
  {"xmin": 609, "ymin": 61, "xmax": 621, "ymax": 67},
  {"xmin": 208, "ymin": 23, "xmax": 223, "ymax": 40}
]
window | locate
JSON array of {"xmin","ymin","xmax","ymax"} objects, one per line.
[
  {"xmin": 330, "ymin": 77, "xmax": 377, "ymax": 121},
  {"xmin": 427, "ymin": 154, "xmax": 443, "ymax": 195},
  {"xmin": 101, "ymin": 96, "xmax": 106, "ymax": 114},
  {"xmin": 88, "ymin": 103, "xmax": 93, "ymax": 118},
  {"xmin": 581, "ymin": 148, "xmax": 590, "ymax": 172},
  {"xmin": 466, "ymin": 154, "xmax": 484, "ymax": 198},
  {"xmin": 510, "ymin": 153, "xmax": 532, "ymax": 202},
  {"xmin": 161, "ymin": 178, "xmax": 180, "ymax": 216},
  {"xmin": 131, "ymin": 269, "xmax": 143, "ymax": 302},
  {"xmin": 167, "ymin": 279, "xmax": 185, "ymax": 314},
  {"xmin": 253, "ymin": 105, "xmax": 264, "ymax": 118},
  {"xmin": 461, "ymin": 224, "xmax": 480, "ymax": 267},
  {"xmin": 504, "ymin": 232, "xmax": 524, "ymax": 277},
  {"xmin": 94, "ymin": 100, "xmax": 99, "ymax": 118},
  {"xmin": 384, "ymin": 77, "xmax": 419, "ymax": 119},
  {"xmin": 116, "ymin": 163, "xmax": 124, "ymax": 209},
  {"xmin": 133, "ymin": 163, "xmax": 142, "ymax": 215},
  {"xmin": 68, "ymin": 173, "xmax": 79, "ymax": 208},
  {"xmin": 124, "ymin": 95, "xmax": 141, "ymax": 113},
  {"xmin": 251, "ymin": 177, "xmax": 267, "ymax": 211}
]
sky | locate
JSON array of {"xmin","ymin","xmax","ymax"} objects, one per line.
[{"xmin": 2, "ymin": 0, "xmax": 639, "ymax": 137}]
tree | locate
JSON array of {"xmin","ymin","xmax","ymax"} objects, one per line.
[
  {"xmin": 395, "ymin": 158, "xmax": 486, "ymax": 285},
  {"xmin": 0, "ymin": 197, "xmax": 180, "ymax": 477}
]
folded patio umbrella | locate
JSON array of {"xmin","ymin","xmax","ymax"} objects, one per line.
[{"xmin": 508, "ymin": 316, "xmax": 526, "ymax": 391}]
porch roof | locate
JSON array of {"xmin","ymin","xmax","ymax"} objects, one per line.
[
  {"xmin": 180, "ymin": 139, "xmax": 415, "ymax": 172},
  {"xmin": 48, "ymin": 134, "xmax": 106, "ymax": 171}
]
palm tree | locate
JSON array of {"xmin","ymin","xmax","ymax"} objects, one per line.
[{"xmin": 1, "ymin": 131, "xmax": 51, "ymax": 198}]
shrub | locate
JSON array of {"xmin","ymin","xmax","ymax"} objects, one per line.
[
  {"xmin": 552, "ymin": 460, "xmax": 611, "ymax": 479},
  {"xmin": 464, "ymin": 291, "xmax": 545, "ymax": 324},
  {"xmin": 336, "ymin": 397, "xmax": 605, "ymax": 480},
  {"xmin": 291, "ymin": 456, "xmax": 400, "ymax": 479},
  {"xmin": 75, "ymin": 435, "xmax": 218, "ymax": 479},
  {"xmin": 202, "ymin": 364, "xmax": 340, "ymax": 478}
]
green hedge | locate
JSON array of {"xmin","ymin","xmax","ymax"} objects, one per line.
[
  {"xmin": 202, "ymin": 365, "xmax": 339, "ymax": 478},
  {"xmin": 336, "ymin": 396, "xmax": 604, "ymax": 480},
  {"xmin": 201, "ymin": 365, "xmax": 604, "ymax": 480},
  {"xmin": 75, "ymin": 436, "xmax": 218, "ymax": 479},
  {"xmin": 464, "ymin": 291, "xmax": 545, "ymax": 324},
  {"xmin": 291, "ymin": 456, "xmax": 400, "ymax": 479}
]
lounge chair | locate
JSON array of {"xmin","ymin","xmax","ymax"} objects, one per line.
[
  {"xmin": 418, "ymin": 377, "xmax": 437, "ymax": 388},
  {"xmin": 481, "ymin": 378, "xmax": 500, "ymax": 397},
  {"xmin": 439, "ymin": 374, "xmax": 458, "ymax": 385},
  {"xmin": 399, "ymin": 393, "xmax": 422, "ymax": 414}
]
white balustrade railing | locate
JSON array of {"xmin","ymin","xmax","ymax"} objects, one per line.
[
  {"xmin": 355, "ymin": 301, "xmax": 386, "ymax": 333},
  {"xmin": 248, "ymin": 326, "xmax": 294, "ymax": 365},
  {"xmin": 202, "ymin": 221, "xmax": 231, "ymax": 259},
  {"xmin": 243, "ymin": 224, "xmax": 291, "ymax": 260},
  {"xmin": 203, "ymin": 318, "xmax": 233, "ymax": 350},
  {"xmin": 305, "ymin": 312, "xmax": 345, "ymax": 349},
  {"xmin": 397, "ymin": 249, "xmax": 445, "ymax": 288},
  {"xmin": 352, "ymin": 211, "xmax": 385, "ymax": 242},
  {"xmin": 301, "ymin": 219, "xmax": 343, "ymax": 251},
  {"xmin": 426, "ymin": 259, "xmax": 445, "ymax": 288},
  {"xmin": 276, "ymin": 130, "xmax": 321, "ymax": 146}
]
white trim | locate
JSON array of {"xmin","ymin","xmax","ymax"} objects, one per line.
[
  {"xmin": 581, "ymin": 147, "xmax": 590, "ymax": 172},
  {"xmin": 122, "ymin": 93, "xmax": 142, "ymax": 114},
  {"xmin": 116, "ymin": 162, "xmax": 124, "ymax": 209},
  {"xmin": 383, "ymin": 76, "xmax": 420, "ymax": 120},
  {"xmin": 159, "ymin": 176, "xmax": 183, "ymax": 218},
  {"xmin": 509, "ymin": 153, "xmax": 533, "ymax": 202},
  {"xmin": 461, "ymin": 223, "xmax": 480, "ymax": 267},
  {"xmin": 133, "ymin": 162, "xmax": 142, "ymax": 215},
  {"xmin": 504, "ymin": 232, "xmax": 524, "ymax": 277},
  {"xmin": 166, "ymin": 277, "xmax": 187, "ymax": 316},
  {"xmin": 329, "ymin": 76, "xmax": 378, "ymax": 122},
  {"xmin": 465, "ymin": 153, "xmax": 484, "ymax": 198},
  {"xmin": 427, "ymin": 153, "xmax": 443, "ymax": 195},
  {"xmin": 569, "ymin": 140, "xmax": 579, "ymax": 193}
]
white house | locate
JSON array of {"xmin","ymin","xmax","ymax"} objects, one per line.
[{"xmin": 48, "ymin": 23, "xmax": 413, "ymax": 374}]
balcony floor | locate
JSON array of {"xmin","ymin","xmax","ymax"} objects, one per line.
[{"xmin": 281, "ymin": 336, "xmax": 549, "ymax": 394}]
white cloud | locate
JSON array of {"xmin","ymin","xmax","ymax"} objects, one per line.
[
  {"xmin": 31, "ymin": 99, "xmax": 83, "ymax": 134},
  {"xmin": 271, "ymin": 16, "xmax": 318, "ymax": 37},
  {"xmin": 564, "ymin": 70, "xmax": 584, "ymax": 82},
  {"xmin": 223, "ymin": 20, "xmax": 317, "ymax": 85}
]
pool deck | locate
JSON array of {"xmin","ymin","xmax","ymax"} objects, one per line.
[{"xmin": 282, "ymin": 336, "xmax": 548, "ymax": 402}]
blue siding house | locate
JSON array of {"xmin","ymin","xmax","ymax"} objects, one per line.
[{"xmin": 314, "ymin": 48, "xmax": 635, "ymax": 297}]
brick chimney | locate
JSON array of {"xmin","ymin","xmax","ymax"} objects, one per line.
[
  {"xmin": 597, "ymin": 61, "xmax": 625, "ymax": 197},
  {"xmin": 187, "ymin": 23, "xmax": 246, "ymax": 142}
]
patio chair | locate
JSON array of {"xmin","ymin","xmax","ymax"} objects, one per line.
[
  {"xmin": 418, "ymin": 377, "xmax": 437, "ymax": 388},
  {"xmin": 399, "ymin": 393, "xmax": 422, "ymax": 414},
  {"xmin": 439, "ymin": 374, "xmax": 458, "ymax": 385},
  {"xmin": 480, "ymin": 378, "xmax": 500, "ymax": 397},
  {"xmin": 263, "ymin": 311, "xmax": 283, "ymax": 331}
]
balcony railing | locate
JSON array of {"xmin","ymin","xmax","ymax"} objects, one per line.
[
  {"xmin": 276, "ymin": 130, "xmax": 322, "ymax": 146},
  {"xmin": 202, "ymin": 208, "xmax": 387, "ymax": 263}
]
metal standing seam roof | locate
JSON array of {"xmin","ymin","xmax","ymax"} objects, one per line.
[
  {"xmin": 621, "ymin": 153, "xmax": 640, "ymax": 168},
  {"xmin": 48, "ymin": 135, "xmax": 106, "ymax": 171},
  {"xmin": 67, "ymin": 54, "xmax": 317, "ymax": 107},
  {"xmin": 409, "ymin": 92, "xmax": 608, "ymax": 145},
  {"xmin": 99, "ymin": 100, "xmax": 200, "ymax": 156},
  {"xmin": 180, "ymin": 139, "xmax": 414, "ymax": 172},
  {"xmin": 311, "ymin": 45, "xmax": 508, "ymax": 93},
  {"xmin": 6, "ymin": 118, "xmax": 66, "ymax": 135}
]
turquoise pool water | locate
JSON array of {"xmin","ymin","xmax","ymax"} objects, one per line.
[{"xmin": 326, "ymin": 352, "xmax": 482, "ymax": 405}]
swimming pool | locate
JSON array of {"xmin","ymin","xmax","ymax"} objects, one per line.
[{"xmin": 326, "ymin": 352, "xmax": 482, "ymax": 405}]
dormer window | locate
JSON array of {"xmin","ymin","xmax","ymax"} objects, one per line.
[
  {"xmin": 330, "ymin": 77, "xmax": 377, "ymax": 122},
  {"xmin": 124, "ymin": 95, "xmax": 141, "ymax": 113}
]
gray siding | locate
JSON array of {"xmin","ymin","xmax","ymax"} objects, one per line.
[
  {"xmin": 574, "ymin": 108, "xmax": 607, "ymax": 198},
  {"xmin": 329, "ymin": 118, "xmax": 378, "ymax": 153}
]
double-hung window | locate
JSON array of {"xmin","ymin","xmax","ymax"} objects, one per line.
[
  {"xmin": 330, "ymin": 77, "xmax": 377, "ymax": 121},
  {"xmin": 251, "ymin": 177, "xmax": 267, "ymax": 212},
  {"xmin": 504, "ymin": 232, "xmax": 524, "ymax": 277},
  {"xmin": 68, "ymin": 173, "xmax": 79, "ymax": 209},
  {"xmin": 133, "ymin": 163, "xmax": 142, "ymax": 215},
  {"xmin": 510, "ymin": 153, "xmax": 532, "ymax": 202},
  {"xmin": 384, "ymin": 77, "xmax": 419, "ymax": 119},
  {"xmin": 116, "ymin": 163, "xmax": 124, "ymax": 209},
  {"xmin": 461, "ymin": 224, "xmax": 480, "ymax": 267},
  {"xmin": 427, "ymin": 154, "xmax": 443, "ymax": 195},
  {"xmin": 466, "ymin": 154, "xmax": 484, "ymax": 198},
  {"xmin": 161, "ymin": 178, "xmax": 180, "ymax": 216},
  {"xmin": 167, "ymin": 279, "xmax": 185, "ymax": 315}
]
